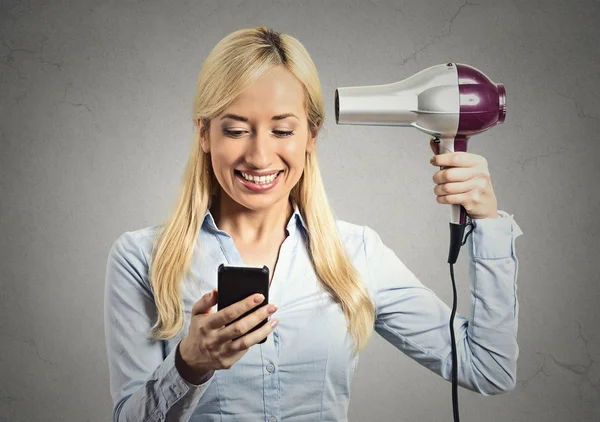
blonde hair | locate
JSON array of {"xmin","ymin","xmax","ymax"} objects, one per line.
[{"xmin": 149, "ymin": 26, "xmax": 375, "ymax": 354}]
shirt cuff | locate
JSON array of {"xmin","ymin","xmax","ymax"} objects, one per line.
[
  {"xmin": 468, "ymin": 210, "xmax": 523, "ymax": 259},
  {"xmin": 153, "ymin": 342, "xmax": 215, "ymax": 417}
]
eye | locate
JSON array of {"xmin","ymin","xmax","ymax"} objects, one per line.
[
  {"xmin": 273, "ymin": 130, "xmax": 294, "ymax": 137},
  {"xmin": 223, "ymin": 129, "xmax": 245, "ymax": 138},
  {"xmin": 223, "ymin": 130, "xmax": 294, "ymax": 138}
]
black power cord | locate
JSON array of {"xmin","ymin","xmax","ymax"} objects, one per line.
[{"xmin": 447, "ymin": 221, "xmax": 475, "ymax": 422}]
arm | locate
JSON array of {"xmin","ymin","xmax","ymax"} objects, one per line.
[
  {"xmin": 365, "ymin": 210, "xmax": 523, "ymax": 395},
  {"xmin": 104, "ymin": 231, "xmax": 215, "ymax": 421}
]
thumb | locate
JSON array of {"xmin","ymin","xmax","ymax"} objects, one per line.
[
  {"xmin": 429, "ymin": 137, "xmax": 440, "ymax": 155},
  {"xmin": 192, "ymin": 288, "xmax": 218, "ymax": 316}
]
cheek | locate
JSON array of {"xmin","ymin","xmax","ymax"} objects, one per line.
[
  {"xmin": 282, "ymin": 142, "xmax": 307, "ymax": 166},
  {"xmin": 211, "ymin": 145, "xmax": 238, "ymax": 170},
  {"xmin": 209, "ymin": 152, "xmax": 234, "ymax": 189}
]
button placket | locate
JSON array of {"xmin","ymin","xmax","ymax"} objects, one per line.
[{"xmin": 259, "ymin": 232, "xmax": 288, "ymax": 422}]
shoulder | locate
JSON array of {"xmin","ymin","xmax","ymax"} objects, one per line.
[
  {"xmin": 112, "ymin": 223, "xmax": 163, "ymax": 250},
  {"xmin": 334, "ymin": 219, "xmax": 383, "ymax": 252},
  {"xmin": 105, "ymin": 224, "xmax": 166, "ymax": 296},
  {"xmin": 334, "ymin": 219, "xmax": 393, "ymax": 268},
  {"xmin": 335, "ymin": 219, "xmax": 364, "ymax": 240},
  {"xmin": 108, "ymin": 224, "xmax": 164, "ymax": 270},
  {"xmin": 333, "ymin": 220, "xmax": 394, "ymax": 302}
]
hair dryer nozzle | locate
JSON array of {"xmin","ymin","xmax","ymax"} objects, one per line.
[{"xmin": 334, "ymin": 82, "xmax": 420, "ymax": 127}]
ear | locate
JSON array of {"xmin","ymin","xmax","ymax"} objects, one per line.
[
  {"xmin": 198, "ymin": 119, "xmax": 211, "ymax": 153},
  {"xmin": 306, "ymin": 131, "xmax": 317, "ymax": 153}
]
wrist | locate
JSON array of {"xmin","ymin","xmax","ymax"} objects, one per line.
[{"xmin": 175, "ymin": 338, "xmax": 214, "ymax": 385}]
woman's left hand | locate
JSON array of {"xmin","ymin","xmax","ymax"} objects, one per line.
[{"xmin": 429, "ymin": 137, "xmax": 499, "ymax": 219}]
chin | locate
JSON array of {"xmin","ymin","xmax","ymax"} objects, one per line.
[
  {"xmin": 236, "ymin": 193, "xmax": 289, "ymax": 211},
  {"xmin": 232, "ymin": 183, "xmax": 291, "ymax": 208}
]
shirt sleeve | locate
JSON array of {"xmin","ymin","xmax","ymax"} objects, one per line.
[
  {"xmin": 365, "ymin": 210, "xmax": 523, "ymax": 395},
  {"xmin": 104, "ymin": 231, "xmax": 216, "ymax": 421}
]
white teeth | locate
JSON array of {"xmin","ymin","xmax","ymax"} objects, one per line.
[{"xmin": 240, "ymin": 171, "xmax": 279, "ymax": 184}]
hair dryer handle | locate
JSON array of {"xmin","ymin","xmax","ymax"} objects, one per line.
[{"xmin": 437, "ymin": 137, "xmax": 468, "ymax": 225}]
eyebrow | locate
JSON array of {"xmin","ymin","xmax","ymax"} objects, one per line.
[{"xmin": 220, "ymin": 113, "xmax": 299, "ymax": 122}]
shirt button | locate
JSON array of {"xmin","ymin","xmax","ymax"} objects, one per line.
[
  {"xmin": 269, "ymin": 417, "xmax": 277, "ymax": 422},
  {"xmin": 157, "ymin": 412, "xmax": 164, "ymax": 420},
  {"xmin": 266, "ymin": 364, "xmax": 275, "ymax": 373},
  {"xmin": 171, "ymin": 384, "xmax": 182, "ymax": 396}
]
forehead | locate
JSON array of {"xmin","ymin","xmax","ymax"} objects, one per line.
[{"xmin": 226, "ymin": 66, "xmax": 305, "ymax": 115}]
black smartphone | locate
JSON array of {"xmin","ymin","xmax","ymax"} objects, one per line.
[{"xmin": 217, "ymin": 263, "xmax": 270, "ymax": 344}]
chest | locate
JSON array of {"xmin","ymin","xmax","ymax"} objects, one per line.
[
  {"xmin": 176, "ymin": 230, "xmax": 359, "ymax": 374},
  {"xmin": 236, "ymin": 242, "xmax": 283, "ymax": 284}
]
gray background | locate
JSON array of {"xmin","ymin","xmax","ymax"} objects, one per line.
[{"xmin": 1, "ymin": 0, "xmax": 599, "ymax": 421}]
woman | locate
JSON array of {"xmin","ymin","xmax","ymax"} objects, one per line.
[{"xmin": 104, "ymin": 26, "xmax": 523, "ymax": 421}]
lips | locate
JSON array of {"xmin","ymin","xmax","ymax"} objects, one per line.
[{"xmin": 234, "ymin": 170, "xmax": 283, "ymax": 192}]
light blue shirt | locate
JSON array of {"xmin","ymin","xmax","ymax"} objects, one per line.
[{"xmin": 104, "ymin": 202, "xmax": 523, "ymax": 421}]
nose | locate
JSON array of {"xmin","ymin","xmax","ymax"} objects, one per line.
[{"xmin": 244, "ymin": 129, "xmax": 273, "ymax": 169}]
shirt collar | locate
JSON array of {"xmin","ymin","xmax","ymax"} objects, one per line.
[
  {"xmin": 287, "ymin": 198, "xmax": 308, "ymax": 236},
  {"xmin": 201, "ymin": 198, "xmax": 308, "ymax": 236}
]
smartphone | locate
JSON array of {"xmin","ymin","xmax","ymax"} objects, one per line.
[{"xmin": 217, "ymin": 263, "xmax": 270, "ymax": 344}]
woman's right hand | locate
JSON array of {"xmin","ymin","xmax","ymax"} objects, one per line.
[{"xmin": 177, "ymin": 289, "xmax": 279, "ymax": 384}]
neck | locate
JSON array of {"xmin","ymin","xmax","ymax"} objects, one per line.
[{"xmin": 211, "ymin": 191, "xmax": 294, "ymax": 244}]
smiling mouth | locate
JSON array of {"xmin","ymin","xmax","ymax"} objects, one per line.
[{"xmin": 234, "ymin": 170, "xmax": 283, "ymax": 185}]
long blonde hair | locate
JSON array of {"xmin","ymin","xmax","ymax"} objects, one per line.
[{"xmin": 149, "ymin": 26, "xmax": 375, "ymax": 354}]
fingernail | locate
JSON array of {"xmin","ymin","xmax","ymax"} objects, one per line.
[{"xmin": 254, "ymin": 294, "xmax": 265, "ymax": 304}]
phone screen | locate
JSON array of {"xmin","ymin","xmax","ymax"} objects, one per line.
[{"xmin": 217, "ymin": 264, "xmax": 270, "ymax": 343}]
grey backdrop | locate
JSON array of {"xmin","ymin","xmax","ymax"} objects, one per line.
[{"xmin": 1, "ymin": 0, "xmax": 599, "ymax": 421}]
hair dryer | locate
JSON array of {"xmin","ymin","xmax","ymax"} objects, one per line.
[
  {"xmin": 335, "ymin": 62, "xmax": 506, "ymax": 264},
  {"xmin": 334, "ymin": 63, "xmax": 507, "ymax": 422}
]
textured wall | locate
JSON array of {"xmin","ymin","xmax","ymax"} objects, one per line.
[{"xmin": 1, "ymin": 0, "xmax": 599, "ymax": 421}]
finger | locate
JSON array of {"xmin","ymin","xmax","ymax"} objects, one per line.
[
  {"xmin": 432, "ymin": 167, "xmax": 480, "ymax": 184},
  {"xmin": 191, "ymin": 288, "xmax": 218, "ymax": 316},
  {"xmin": 228, "ymin": 317, "xmax": 279, "ymax": 352},
  {"xmin": 433, "ymin": 178, "xmax": 481, "ymax": 196},
  {"xmin": 206, "ymin": 289, "xmax": 218, "ymax": 314},
  {"xmin": 207, "ymin": 293, "xmax": 266, "ymax": 330},
  {"xmin": 430, "ymin": 151, "xmax": 477, "ymax": 168},
  {"xmin": 215, "ymin": 303, "xmax": 278, "ymax": 343},
  {"xmin": 435, "ymin": 190, "xmax": 473, "ymax": 205},
  {"xmin": 435, "ymin": 188, "xmax": 487, "ymax": 210}
]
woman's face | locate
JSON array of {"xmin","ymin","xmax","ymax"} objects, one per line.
[{"xmin": 201, "ymin": 65, "xmax": 316, "ymax": 212}]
